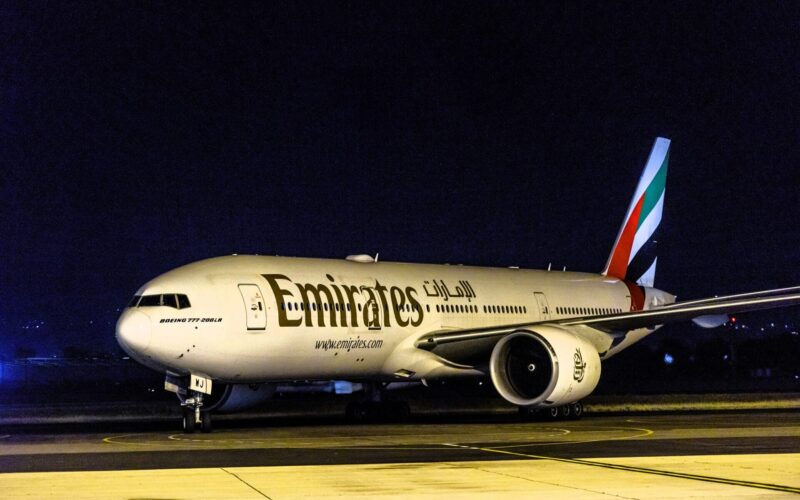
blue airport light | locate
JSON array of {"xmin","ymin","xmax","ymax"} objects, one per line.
[{"xmin": 663, "ymin": 353, "xmax": 674, "ymax": 365}]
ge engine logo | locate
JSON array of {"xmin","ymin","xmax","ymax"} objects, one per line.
[{"xmin": 573, "ymin": 348, "xmax": 587, "ymax": 382}]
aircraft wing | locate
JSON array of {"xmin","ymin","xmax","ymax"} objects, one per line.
[{"xmin": 416, "ymin": 287, "xmax": 800, "ymax": 351}]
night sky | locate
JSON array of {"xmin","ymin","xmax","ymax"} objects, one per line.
[{"xmin": 2, "ymin": 2, "xmax": 799, "ymax": 357}]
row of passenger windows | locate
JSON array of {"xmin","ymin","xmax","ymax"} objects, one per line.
[
  {"xmin": 556, "ymin": 306, "xmax": 622, "ymax": 316},
  {"xmin": 282, "ymin": 302, "xmax": 422, "ymax": 313},
  {"xmin": 484, "ymin": 305, "xmax": 526, "ymax": 315},
  {"xmin": 280, "ymin": 300, "xmax": 527, "ymax": 316},
  {"xmin": 128, "ymin": 294, "xmax": 192, "ymax": 309},
  {"xmin": 437, "ymin": 304, "xmax": 478, "ymax": 314}
]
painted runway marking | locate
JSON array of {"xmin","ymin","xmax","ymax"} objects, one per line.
[
  {"xmin": 445, "ymin": 444, "xmax": 800, "ymax": 494},
  {"xmin": 221, "ymin": 468, "xmax": 272, "ymax": 499},
  {"xmin": 487, "ymin": 426, "xmax": 651, "ymax": 449},
  {"xmin": 104, "ymin": 426, "xmax": 575, "ymax": 449}
]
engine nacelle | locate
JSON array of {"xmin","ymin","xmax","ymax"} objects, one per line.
[
  {"xmin": 204, "ymin": 383, "xmax": 276, "ymax": 413},
  {"xmin": 489, "ymin": 326, "xmax": 601, "ymax": 407}
]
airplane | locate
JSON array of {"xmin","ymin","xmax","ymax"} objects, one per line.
[{"xmin": 116, "ymin": 137, "xmax": 800, "ymax": 433}]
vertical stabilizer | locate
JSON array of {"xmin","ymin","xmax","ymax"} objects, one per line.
[{"xmin": 602, "ymin": 137, "xmax": 670, "ymax": 287}]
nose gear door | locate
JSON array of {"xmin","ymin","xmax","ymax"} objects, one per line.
[{"xmin": 238, "ymin": 284, "xmax": 267, "ymax": 330}]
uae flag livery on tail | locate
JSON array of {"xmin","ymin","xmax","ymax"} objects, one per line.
[{"xmin": 603, "ymin": 137, "xmax": 670, "ymax": 287}]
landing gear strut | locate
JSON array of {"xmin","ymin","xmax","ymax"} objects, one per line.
[{"xmin": 519, "ymin": 401, "xmax": 584, "ymax": 421}]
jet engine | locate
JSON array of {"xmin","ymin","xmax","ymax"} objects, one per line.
[
  {"xmin": 489, "ymin": 326, "xmax": 601, "ymax": 407},
  {"xmin": 204, "ymin": 383, "xmax": 276, "ymax": 412}
]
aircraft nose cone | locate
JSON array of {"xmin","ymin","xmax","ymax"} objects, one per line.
[{"xmin": 116, "ymin": 310, "xmax": 151, "ymax": 354}]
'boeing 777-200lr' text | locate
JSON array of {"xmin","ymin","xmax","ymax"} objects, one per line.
[{"xmin": 117, "ymin": 138, "xmax": 800, "ymax": 432}]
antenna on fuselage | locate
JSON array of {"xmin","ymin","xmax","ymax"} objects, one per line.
[
  {"xmin": 547, "ymin": 262, "xmax": 552, "ymax": 271},
  {"xmin": 374, "ymin": 253, "xmax": 379, "ymax": 263}
]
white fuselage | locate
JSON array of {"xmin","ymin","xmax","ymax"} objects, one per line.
[{"xmin": 116, "ymin": 255, "xmax": 670, "ymax": 384}]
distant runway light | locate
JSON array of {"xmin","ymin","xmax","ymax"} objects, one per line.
[{"xmin": 663, "ymin": 353, "xmax": 674, "ymax": 365}]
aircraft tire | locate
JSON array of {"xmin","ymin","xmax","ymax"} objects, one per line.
[
  {"xmin": 570, "ymin": 402, "xmax": 584, "ymax": 419},
  {"xmin": 182, "ymin": 408, "xmax": 196, "ymax": 434},
  {"xmin": 200, "ymin": 411, "xmax": 213, "ymax": 433},
  {"xmin": 546, "ymin": 406, "xmax": 561, "ymax": 420}
]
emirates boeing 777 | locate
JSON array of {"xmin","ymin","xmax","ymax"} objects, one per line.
[{"xmin": 116, "ymin": 138, "xmax": 800, "ymax": 432}]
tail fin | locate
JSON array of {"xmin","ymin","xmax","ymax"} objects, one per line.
[{"xmin": 602, "ymin": 137, "xmax": 670, "ymax": 287}]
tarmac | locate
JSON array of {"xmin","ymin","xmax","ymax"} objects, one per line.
[{"xmin": 0, "ymin": 400, "xmax": 798, "ymax": 498}]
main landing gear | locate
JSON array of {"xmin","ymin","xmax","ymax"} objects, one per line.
[
  {"xmin": 518, "ymin": 401, "xmax": 584, "ymax": 421},
  {"xmin": 345, "ymin": 382, "xmax": 410, "ymax": 422}
]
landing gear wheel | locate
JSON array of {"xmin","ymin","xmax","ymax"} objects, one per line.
[
  {"xmin": 558, "ymin": 405, "xmax": 571, "ymax": 419},
  {"xmin": 546, "ymin": 406, "xmax": 560, "ymax": 420},
  {"xmin": 182, "ymin": 408, "xmax": 196, "ymax": 434},
  {"xmin": 570, "ymin": 402, "xmax": 584, "ymax": 419},
  {"xmin": 200, "ymin": 411, "xmax": 213, "ymax": 433}
]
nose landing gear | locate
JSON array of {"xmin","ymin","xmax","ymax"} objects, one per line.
[
  {"xmin": 166, "ymin": 373, "xmax": 215, "ymax": 433},
  {"xmin": 180, "ymin": 392, "xmax": 212, "ymax": 433}
]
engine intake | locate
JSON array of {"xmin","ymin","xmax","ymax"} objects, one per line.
[{"xmin": 489, "ymin": 326, "xmax": 600, "ymax": 407}]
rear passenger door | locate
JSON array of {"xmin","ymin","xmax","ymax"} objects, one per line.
[{"xmin": 238, "ymin": 284, "xmax": 267, "ymax": 330}]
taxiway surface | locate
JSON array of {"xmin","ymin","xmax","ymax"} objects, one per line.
[{"xmin": 1, "ymin": 411, "xmax": 798, "ymax": 498}]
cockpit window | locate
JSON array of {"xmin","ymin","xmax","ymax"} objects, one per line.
[
  {"xmin": 131, "ymin": 293, "xmax": 191, "ymax": 309},
  {"xmin": 177, "ymin": 294, "xmax": 191, "ymax": 309},
  {"xmin": 162, "ymin": 294, "xmax": 178, "ymax": 308},
  {"xmin": 138, "ymin": 295, "xmax": 162, "ymax": 307}
]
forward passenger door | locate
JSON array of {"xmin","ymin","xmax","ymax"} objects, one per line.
[{"xmin": 239, "ymin": 284, "xmax": 267, "ymax": 330}]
